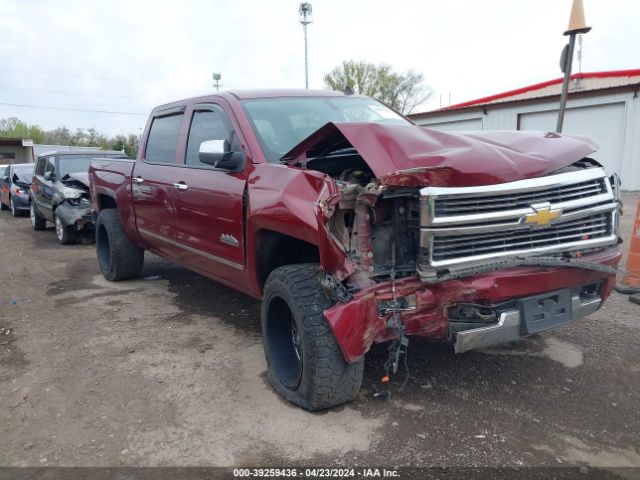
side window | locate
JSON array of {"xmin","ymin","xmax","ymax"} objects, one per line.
[
  {"xmin": 3, "ymin": 166, "xmax": 9, "ymax": 177},
  {"xmin": 35, "ymin": 157, "xmax": 46, "ymax": 176},
  {"xmin": 145, "ymin": 114, "xmax": 183, "ymax": 164},
  {"xmin": 185, "ymin": 109, "xmax": 236, "ymax": 167},
  {"xmin": 44, "ymin": 157, "xmax": 56, "ymax": 176}
]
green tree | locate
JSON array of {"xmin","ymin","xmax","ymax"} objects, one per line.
[
  {"xmin": 1, "ymin": 117, "xmax": 137, "ymax": 156},
  {"xmin": 71, "ymin": 128, "xmax": 88, "ymax": 146},
  {"xmin": 0, "ymin": 117, "xmax": 46, "ymax": 143},
  {"xmin": 125, "ymin": 133, "xmax": 139, "ymax": 157},
  {"xmin": 110, "ymin": 134, "xmax": 126, "ymax": 153},
  {"xmin": 324, "ymin": 60, "xmax": 431, "ymax": 114},
  {"xmin": 43, "ymin": 127, "xmax": 72, "ymax": 145}
]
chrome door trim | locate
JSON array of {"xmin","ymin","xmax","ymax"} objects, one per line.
[{"xmin": 138, "ymin": 228, "xmax": 243, "ymax": 270}]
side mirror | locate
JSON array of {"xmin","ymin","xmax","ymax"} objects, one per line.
[
  {"xmin": 1, "ymin": 175, "xmax": 9, "ymax": 183},
  {"xmin": 199, "ymin": 140, "xmax": 244, "ymax": 172},
  {"xmin": 44, "ymin": 171, "xmax": 54, "ymax": 180}
]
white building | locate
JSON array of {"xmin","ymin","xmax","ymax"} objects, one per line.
[{"xmin": 409, "ymin": 69, "xmax": 640, "ymax": 190}]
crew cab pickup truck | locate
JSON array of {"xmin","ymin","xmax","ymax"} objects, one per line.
[{"xmin": 89, "ymin": 89, "xmax": 621, "ymax": 411}]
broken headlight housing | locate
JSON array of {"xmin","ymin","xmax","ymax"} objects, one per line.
[
  {"xmin": 61, "ymin": 187, "xmax": 86, "ymax": 199},
  {"xmin": 66, "ymin": 196, "xmax": 91, "ymax": 207}
]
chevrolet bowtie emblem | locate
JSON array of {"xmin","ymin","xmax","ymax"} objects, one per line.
[{"xmin": 523, "ymin": 204, "xmax": 562, "ymax": 226}]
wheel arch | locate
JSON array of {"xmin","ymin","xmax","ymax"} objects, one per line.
[{"xmin": 255, "ymin": 229, "xmax": 320, "ymax": 292}]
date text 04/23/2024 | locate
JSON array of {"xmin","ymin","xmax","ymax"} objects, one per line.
[{"xmin": 232, "ymin": 468, "xmax": 400, "ymax": 478}]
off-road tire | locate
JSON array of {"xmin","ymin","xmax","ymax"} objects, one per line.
[
  {"xmin": 261, "ymin": 263, "xmax": 364, "ymax": 411},
  {"xmin": 30, "ymin": 202, "xmax": 46, "ymax": 230},
  {"xmin": 54, "ymin": 212, "xmax": 76, "ymax": 245},
  {"xmin": 95, "ymin": 209, "xmax": 144, "ymax": 281}
]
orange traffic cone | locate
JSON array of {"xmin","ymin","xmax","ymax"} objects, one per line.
[{"xmin": 616, "ymin": 199, "xmax": 640, "ymax": 294}]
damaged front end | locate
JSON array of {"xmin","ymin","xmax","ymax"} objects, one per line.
[
  {"xmin": 55, "ymin": 173, "xmax": 95, "ymax": 242},
  {"xmin": 286, "ymin": 122, "xmax": 621, "ymax": 362}
]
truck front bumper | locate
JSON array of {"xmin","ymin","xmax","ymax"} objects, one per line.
[
  {"xmin": 453, "ymin": 289, "xmax": 601, "ymax": 353},
  {"xmin": 323, "ymin": 247, "xmax": 621, "ymax": 363}
]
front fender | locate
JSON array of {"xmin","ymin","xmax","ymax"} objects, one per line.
[{"xmin": 247, "ymin": 164, "xmax": 347, "ymax": 274}]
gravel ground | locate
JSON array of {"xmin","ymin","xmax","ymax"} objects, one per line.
[{"xmin": 0, "ymin": 192, "xmax": 638, "ymax": 471}]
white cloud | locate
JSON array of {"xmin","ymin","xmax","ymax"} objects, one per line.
[{"xmin": 0, "ymin": 0, "xmax": 638, "ymax": 135}]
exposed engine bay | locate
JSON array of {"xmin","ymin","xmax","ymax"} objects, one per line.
[
  {"xmin": 296, "ymin": 126, "xmax": 621, "ymax": 296},
  {"xmin": 309, "ymin": 146, "xmax": 420, "ymax": 290},
  {"xmin": 55, "ymin": 173, "xmax": 95, "ymax": 242}
]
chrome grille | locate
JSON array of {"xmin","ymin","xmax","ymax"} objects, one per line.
[
  {"xmin": 434, "ymin": 178, "xmax": 607, "ymax": 216},
  {"xmin": 431, "ymin": 213, "xmax": 612, "ymax": 262},
  {"xmin": 418, "ymin": 167, "xmax": 619, "ymax": 282}
]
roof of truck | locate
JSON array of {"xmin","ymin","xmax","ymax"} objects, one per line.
[
  {"xmin": 153, "ymin": 89, "xmax": 361, "ymax": 112},
  {"xmin": 227, "ymin": 89, "xmax": 350, "ymax": 100}
]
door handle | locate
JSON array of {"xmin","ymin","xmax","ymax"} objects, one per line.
[
  {"xmin": 173, "ymin": 182, "xmax": 188, "ymax": 191},
  {"xmin": 132, "ymin": 176, "xmax": 144, "ymax": 184}
]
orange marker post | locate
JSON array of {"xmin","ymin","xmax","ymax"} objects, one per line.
[{"xmin": 616, "ymin": 199, "xmax": 640, "ymax": 294}]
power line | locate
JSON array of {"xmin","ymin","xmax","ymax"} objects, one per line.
[
  {"xmin": 0, "ymin": 67, "xmax": 209, "ymax": 89},
  {"xmin": 0, "ymin": 102, "xmax": 148, "ymax": 116},
  {"xmin": 0, "ymin": 84, "xmax": 146, "ymax": 100}
]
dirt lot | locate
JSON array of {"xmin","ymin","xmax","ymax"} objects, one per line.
[{"xmin": 1, "ymin": 193, "xmax": 639, "ymax": 470}]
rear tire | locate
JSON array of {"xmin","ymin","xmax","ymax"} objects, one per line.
[
  {"xmin": 10, "ymin": 196, "xmax": 19, "ymax": 217},
  {"xmin": 0, "ymin": 199, "xmax": 7, "ymax": 211},
  {"xmin": 54, "ymin": 213, "xmax": 76, "ymax": 245},
  {"xmin": 30, "ymin": 202, "xmax": 46, "ymax": 230},
  {"xmin": 95, "ymin": 209, "xmax": 144, "ymax": 281},
  {"xmin": 261, "ymin": 263, "xmax": 364, "ymax": 411}
]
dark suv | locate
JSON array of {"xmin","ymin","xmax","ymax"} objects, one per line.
[
  {"xmin": 1, "ymin": 163, "xmax": 34, "ymax": 217},
  {"xmin": 30, "ymin": 150, "xmax": 125, "ymax": 244}
]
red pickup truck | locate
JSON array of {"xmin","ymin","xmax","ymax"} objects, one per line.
[{"xmin": 89, "ymin": 89, "xmax": 621, "ymax": 411}]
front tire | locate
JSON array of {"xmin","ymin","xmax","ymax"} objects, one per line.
[
  {"xmin": 54, "ymin": 213, "xmax": 76, "ymax": 245},
  {"xmin": 95, "ymin": 209, "xmax": 144, "ymax": 281},
  {"xmin": 30, "ymin": 202, "xmax": 46, "ymax": 230},
  {"xmin": 261, "ymin": 264, "xmax": 364, "ymax": 411}
]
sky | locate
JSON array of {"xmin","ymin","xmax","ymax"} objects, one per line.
[{"xmin": 0, "ymin": 0, "xmax": 639, "ymax": 136}]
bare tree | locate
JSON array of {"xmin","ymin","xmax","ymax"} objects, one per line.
[{"xmin": 324, "ymin": 60, "xmax": 431, "ymax": 114}]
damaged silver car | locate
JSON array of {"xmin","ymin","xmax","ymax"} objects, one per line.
[{"xmin": 30, "ymin": 151, "xmax": 126, "ymax": 244}]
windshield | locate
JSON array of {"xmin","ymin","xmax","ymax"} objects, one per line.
[
  {"xmin": 57, "ymin": 155, "xmax": 120, "ymax": 178},
  {"xmin": 242, "ymin": 97, "xmax": 410, "ymax": 163}
]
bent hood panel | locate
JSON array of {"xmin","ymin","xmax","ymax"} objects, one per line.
[
  {"xmin": 61, "ymin": 172, "xmax": 90, "ymax": 189},
  {"xmin": 283, "ymin": 122, "xmax": 598, "ymax": 187}
]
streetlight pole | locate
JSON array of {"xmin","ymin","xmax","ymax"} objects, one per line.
[
  {"xmin": 299, "ymin": 3, "xmax": 313, "ymax": 89},
  {"xmin": 212, "ymin": 72, "xmax": 222, "ymax": 92},
  {"xmin": 556, "ymin": 0, "xmax": 591, "ymax": 133}
]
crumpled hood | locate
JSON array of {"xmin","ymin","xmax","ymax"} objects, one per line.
[
  {"xmin": 283, "ymin": 122, "xmax": 599, "ymax": 187},
  {"xmin": 61, "ymin": 172, "xmax": 90, "ymax": 188}
]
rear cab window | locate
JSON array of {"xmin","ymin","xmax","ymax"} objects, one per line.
[{"xmin": 145, "ymin": 113, "xmax": 184, "ymax": 164}]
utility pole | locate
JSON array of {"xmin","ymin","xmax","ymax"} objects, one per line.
[
  {"xmin": 556, "ymin": 0, "xmax": 591, "ymax": 133},
  {"xmin": 212, "ymin": 72, "xmax": 222, "ymax": 92},
  {"xmin": 299, "ymin": 3, "xmax": 313, "ymax": 89}
]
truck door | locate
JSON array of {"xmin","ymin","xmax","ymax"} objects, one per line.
[
  {"xmin": 171, "ymin": 103, "xmax": 247, "ymax": 283},
  {"xmin": 132, "ymin": 109, "xmax": 184, "ymax": 259},
  {"xmin": 32, "ymin": 155, "xmax": 56, "ymax": 221}
]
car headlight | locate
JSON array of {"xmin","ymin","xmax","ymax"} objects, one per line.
[
  {"xmin": 67, "ymin": 196, "xmax": 91, "ymax": 207},
  {"xmin": 61, "ymin": 187, "xmax": 85, "ymax": 199}
]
